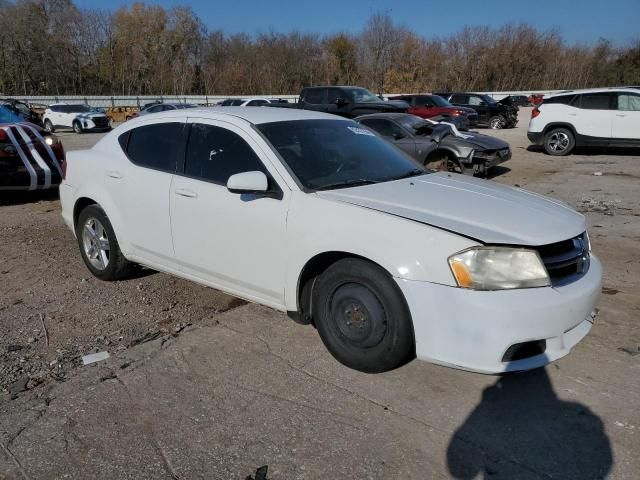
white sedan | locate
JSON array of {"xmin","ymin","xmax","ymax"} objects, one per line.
[{"xmin": 59, "ymin": 107, "xmax": 601, "ymax": 374}]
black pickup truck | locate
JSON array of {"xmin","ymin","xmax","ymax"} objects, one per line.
[{"xmin": 267, "ymin": 86, "xmax": 409, "ymax": 118}]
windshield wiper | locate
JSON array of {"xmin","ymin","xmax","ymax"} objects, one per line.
[
  {"xmin": 315, "ymin": 179, "xmax": 380, "ymax": 191},
  {"xmin": 389, "ymin": 169, "xmax": 425, "ymax": 181}
]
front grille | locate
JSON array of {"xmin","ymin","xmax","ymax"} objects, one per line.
[
  {"xmin": 92, "ymin": 116, "xmax": 109, "ymax": 128},
  {"xmin": 533, "ymin": 233, "xmax": 589, "ymax": 285}
]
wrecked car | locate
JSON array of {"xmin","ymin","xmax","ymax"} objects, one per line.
[
  {"xmin": 356, "ymin": 113, "xmax": 511, "ymax": 176},
  {"xmin": 435, "ymin": 92, "xmax": 518, "ymax": 129}
]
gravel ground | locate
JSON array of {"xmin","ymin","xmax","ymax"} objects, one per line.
[
  {"xmin": 0, "ymin": 126, "xmax": 243, "ymax": 393},
  {"xmin": 1, "ymin": 110, "xmax": 639, "ymax": 398}
]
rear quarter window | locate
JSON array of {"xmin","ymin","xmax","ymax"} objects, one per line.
[{"xmin": 121, "ymin": 122, "xmax": 185, "ymax": 173}]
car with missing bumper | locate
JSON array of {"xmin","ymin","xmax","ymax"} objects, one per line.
[
  {"xmin": 0, "ymin": 106, "xmax": 65, "ymax": 191},
  {"xmin": 355, "ymin": 113, "xmax": 511, "ymax": 176},
  {"xmin": 60, "ymin": 107, "xmax": 601, "ymax": 374}
]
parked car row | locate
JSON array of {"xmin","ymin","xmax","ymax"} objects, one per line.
[{"xmin": 57, "ymin": 106, "xmax": 600, "ymax": 375}]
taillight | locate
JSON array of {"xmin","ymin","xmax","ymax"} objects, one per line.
[
  {"xmin": 531, "ymin": 107, "xmax": 540, "ymax": 119},
  {"xmin": 60, "ymin": 157, "xmax": 67, "ymax": 180}
]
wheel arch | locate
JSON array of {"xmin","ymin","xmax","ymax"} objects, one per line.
[
  {"xmin": 73, "ymin": 197, "xmax": 98, "ymax": 229},
  {"xmin": 542, "ymin": 122, "xmax": 577, "ymax": 138},
  {"xmin": 292, "ymin": 251, "xmax": 407, "ymax": 326}
]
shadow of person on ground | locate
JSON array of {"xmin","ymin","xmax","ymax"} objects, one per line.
[{"xmin": 446, "ymin": 366, "xmax": 612, "ymax": 479}]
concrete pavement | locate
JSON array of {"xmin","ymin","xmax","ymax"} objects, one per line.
[{"xmin": 1, "ymin": 301, "xmax": 637, "ymax": 479}]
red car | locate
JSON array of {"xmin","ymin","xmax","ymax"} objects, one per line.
[{"xmin": 388, "ymin": 94, "xmax": 478, "ymax": 128}]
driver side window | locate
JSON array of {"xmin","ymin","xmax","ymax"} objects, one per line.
[
  {"xmin": 361, "ymin": 119, "xmax": 404, "ymax": 138},
  {"xmin": 184, "ymin": 123, "xmax": 270, "ymax": 186}
]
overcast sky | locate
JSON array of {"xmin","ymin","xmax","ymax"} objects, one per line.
[{"xmin": 75, "ymin": 0, "xmax": 639, "ymax": 45}]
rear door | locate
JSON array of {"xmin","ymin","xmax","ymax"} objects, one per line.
[
  {"xmin": 107, "ymin": 118, "xmax": 187, "ymax": 262},
  {"xmin": 613, "ymin": 92, "xmax": 640, "ymax": 141},
  {"xmin": 572, "ymin": 92, "xmax": 615, "ymax": 139}
]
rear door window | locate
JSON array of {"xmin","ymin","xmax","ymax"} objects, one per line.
[
  {"xmin": 302, "ymin": 88, "xmax": 326, "ymax": 104},
  {"xmin": 450, "ymin": 94, "xmax": 468, "ymax": 104},
  {"xmin": 123, "ymin": 122, "xmax": 185, "ymax": 173},
  {"xmin": 577, "ymin": 93, "xmax": 615, "ymax": 110}
]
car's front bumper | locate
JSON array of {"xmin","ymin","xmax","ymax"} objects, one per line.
[{"xmin": 396, "ymin": 255, "xmax": 602, "ymax": 374}]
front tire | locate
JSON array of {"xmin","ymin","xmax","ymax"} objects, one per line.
[
  {"xmin": 44, "ymin": 119, "xmax": 54, "ymax": 133},
  {"xmin": 489, "ymin": 115, "xmax": 506, "ymax": 129},
  {"xmin": 76, "ymin": 205, "xmax": 133, "ymax": 281},
  {"xmin": 73, "ymin": 121, "xmax": 83, "ymax": 134},
  {"xmin": 312, "ymin": 258, "xmax": 414, "ymax": 373},
  {"xmin": 544, "ymin": 127, "xmax": 575, "ymax": 156}
]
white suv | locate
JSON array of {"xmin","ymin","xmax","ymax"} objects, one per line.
[
  {"xmin": 528, "ymin": 87, "xmax": 640, "ymax": 155},
  {"xmin": 43, "ymin": 103, "xmax": 111, "ymax": 134}
]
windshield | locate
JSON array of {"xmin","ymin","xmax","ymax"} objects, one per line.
[
  {"xmin": 68, "ymin": 104, "xmax": 93, "ymax": 113},
  {"xmin": 257, "ymin": 119, "xmax": 427, "ymax": 190},
  {"xmin": 348, "ymin": 88, "xmax": 382, "ymax": 103},
  {"xmin": 479, "ymin": 94, "xmax": 497, "ymax": 105}
]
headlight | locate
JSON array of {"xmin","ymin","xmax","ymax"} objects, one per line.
[
  {"xmin": 448, "ymin": 247, "xmax": 550, "ymax": 290},
  {"xmin": 472, "ymin": 150, "xmax": 490, "ymax": 159},
  {"xmin": 44, "ymin": 134, "xmax": 59, "ymax": 146}
]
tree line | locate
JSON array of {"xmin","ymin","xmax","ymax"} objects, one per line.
[{"xmin": 1, "ymin": 0, "xmax": 638, "ymax": 97}]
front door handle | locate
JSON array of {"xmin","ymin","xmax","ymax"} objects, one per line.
[
  {"xmin": 616, "ymin": 114, "xmax": 626, "ymax": 117},
  {"xmin": 107, "ymin": 170, "xmax": 123, "ymax": 179},
  {"xmin": 175, "ymin": 188, "xmax": 198, "ymax": 198}
]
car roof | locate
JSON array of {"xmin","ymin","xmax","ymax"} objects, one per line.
[
  {"xmin": 548, "ymin": 87, "xmax": 640, "ymax": 97},
  {"xmin": 128, "ymin": 106, "xmax": 344, "ymax": 125}
]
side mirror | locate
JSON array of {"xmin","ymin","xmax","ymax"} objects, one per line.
[
  {"xmin": 227, "ymin": 171, "xmax": 268, "ymax": 194},
  {"xmin": 479, "ymin": 101, "xmax": 487, "ymax": 106},
  {"xmin": 392, "ymin": 132, "xmax": 405, "ymax": 140},
  {"xmin": 335, "ymin": 97, "xmax": 349, "ymax": 106}
]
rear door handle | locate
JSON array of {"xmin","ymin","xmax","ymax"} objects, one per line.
[
  {"xmin": 175, "ymin": 188, "xmax": 198, "ymax": 198},
  {"xmin": 616, "ymin": 114, "xmax": 626, "ymax": 117},
  {"xmin": 107, "ymin": 170, "xmax": 123, "ymax": 179}
]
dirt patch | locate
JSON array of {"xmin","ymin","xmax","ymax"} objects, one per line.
[{"xmin": 0, "ymin": 192, "xmax": 242, "ymax": 394}]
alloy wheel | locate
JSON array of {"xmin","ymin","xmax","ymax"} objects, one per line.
[
  {"xmin": 82, "ymin": 217, "xmax": 110, "ymax": 270},
  {"xmin": 547, "ymin": 131, "xmax": 570, "ymax": 153}
]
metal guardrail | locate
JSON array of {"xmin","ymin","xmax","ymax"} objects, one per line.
[{"xmin": 3, "ymin": 90, "xmax": 561, "ymax": 107}]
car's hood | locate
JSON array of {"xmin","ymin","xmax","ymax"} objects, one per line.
[
  {"xmin": 442, "ymin": 131, "xmax": 509, "ymax": 150},
  {"xmin": 356, "ymin": 100, "xmax": 409, "ymax": 110},
  {"xmin": 316, "ymin": 172, "xmax": 585, "ymax": 245},
  {"xmin": 75, "ymin": 112, "xmax": 106, "ymax": 119}
]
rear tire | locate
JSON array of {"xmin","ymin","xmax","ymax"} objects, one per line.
[
  {"xmin": 76, "ymin": 205, "xmax": 133, "ymax": 281},
  {"xmin": 44, "ymin": 119, "xmax": 54, "ymax": 133},
  {"xmin": 544, "ymin": 127, "xmax": 575, "ymax": 156},
  {"xmin": 312, "ymin": 258, "xmax": 414, "ymax": 373}
]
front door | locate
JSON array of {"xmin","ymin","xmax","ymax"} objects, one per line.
[
  {"xmin": 170, "ymin": 119, "xmax": 289, "ymax": 307},
  {"xmin": 613, "ymin": 92, "xmax": 640, "ymax": 140}
]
